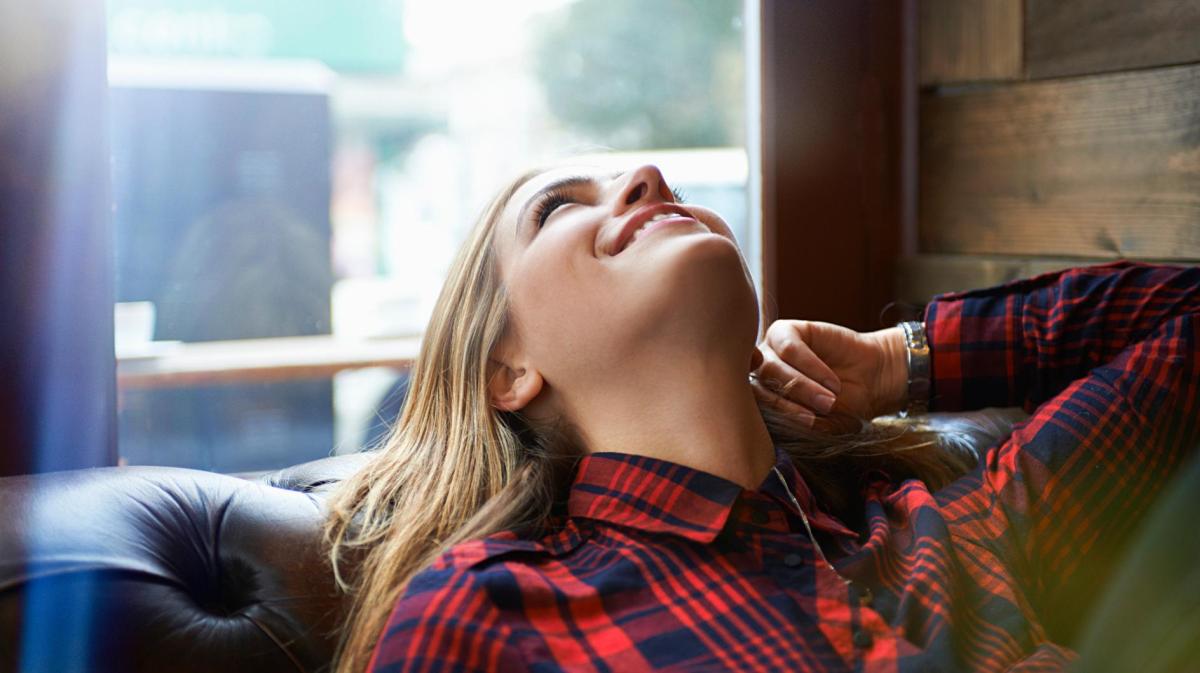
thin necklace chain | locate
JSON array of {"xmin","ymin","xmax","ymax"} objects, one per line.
[{"xmin": 772, "ymin": 466, "xmax": 851, "ymax": 586}]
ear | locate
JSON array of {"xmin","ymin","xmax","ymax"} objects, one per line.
[{"xmin": 487, "ymin": 357, "xmax": 545, "ymax": 412}]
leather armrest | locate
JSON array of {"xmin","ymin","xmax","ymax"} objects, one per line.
[
  {"xmin": 253, "ymin": 452, "xmax": 376, "ymax": 494},
  {"xmin": 0, "ymin": 466, "xmax": 350, "ymax": 672}
]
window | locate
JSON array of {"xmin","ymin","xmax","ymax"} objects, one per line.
[{"xmin": 110, "ymin": 0, "xmax": 758, "ymax": 472}]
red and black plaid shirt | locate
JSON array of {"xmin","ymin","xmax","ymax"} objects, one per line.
[{"xmin": 370, "ymin": 262, "xmax": 1200, "ymax": 672}]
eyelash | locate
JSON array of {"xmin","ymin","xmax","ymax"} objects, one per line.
[
  {"xmin": 534, "ymin": 190, "xmax": 572, "ymax": 230},
  {"xmin": 532, "ymin": 185, "xmax": 689, "ymax": 230}
]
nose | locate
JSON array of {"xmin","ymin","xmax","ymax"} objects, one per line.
[{"xmin": 614, "ymin": 164, "xmax": 671, "ymax": 213}]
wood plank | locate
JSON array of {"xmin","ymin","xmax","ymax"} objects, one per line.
[
  {"xmin": 894, "ymin": 254, "xmax": 1197, "ymax": 304},
  {"xmin": 1026, "ymin": 0, "xmax": 1200, "ymax": 79},
  {"xmin": 919, "ymin": 0, "xmax": 1022, "ymax": 85},
  {"xmin": 919, "ymin": 63, "xmax": 1200, "ymax": 259},
  {"xmin": 898, "ymin": 254, "xmax": 1053, "ymax": 303}
]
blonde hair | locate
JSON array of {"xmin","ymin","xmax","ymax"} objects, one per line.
[{"xmin": 323, "ymin": 170, "xmax": 972, "ymax": 672}]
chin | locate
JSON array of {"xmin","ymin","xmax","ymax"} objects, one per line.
[
  {"xmin": 671, "ymin": 230, "xmax": 754, "ymax": 299},
  {"xmin": 626, "ymin": 233, "xmax": 759, "ymax": 347}
]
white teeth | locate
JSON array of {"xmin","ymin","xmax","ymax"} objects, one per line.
[
  {"xmin": 637, "ymin": 213, "xmax": 676, "ymax": 234},
  {"xmin": 622, "ymin": 211, "xmax": 683, "ymax": 252}
]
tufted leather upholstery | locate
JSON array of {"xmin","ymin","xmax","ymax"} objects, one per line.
[
  {"xmin": 0, "ymin": 409, "xmax": 1025, "ymax": 673},
  {"xmin": 0, "ymin": 452, "xmax": 373, "ymax": 673}
]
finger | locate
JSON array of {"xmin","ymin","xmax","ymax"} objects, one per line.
[
  {"xmin": 756, "ymin": 350, "xmax": 837, "ymax": 413},
  {"xmin": 752, "ymin": 381, "xmax": 815, "ymax": 427},
  {"xmin": 765, "ymin": 323, "xmax": 842, "ymax": 394},
  {"xmin": 751, "ymin": 375, "xmax": 812, "ymax": 419},
  {"xmin": 756, "ymin": 349, "xmax": 838, "ymax": 414}
]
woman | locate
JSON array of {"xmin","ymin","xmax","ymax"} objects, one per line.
[{"xmin": 325, "ymin": 164, "xmax": 1200, "ymax": 672}]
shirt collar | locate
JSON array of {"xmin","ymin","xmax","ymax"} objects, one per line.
[{"xmin": 567, "ymin": 446, "xmax": 857, "ymax": 543}]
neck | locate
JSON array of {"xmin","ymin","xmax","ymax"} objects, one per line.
[{"xmin": 567, "ymin": 350, "xmax": 777, "ymax": 490}]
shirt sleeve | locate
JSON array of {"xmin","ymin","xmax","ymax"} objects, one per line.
[
  {"xmin": 369, "ymin": 563, "xmax": 523, "ymax": 673},
  {"xmin": 926, "ymin": 262, "xmax": 1200, "ymax": 640}
]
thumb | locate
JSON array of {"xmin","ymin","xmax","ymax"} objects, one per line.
[{"xmin": 794, "ymin": 320, "xmax": 850, "ymax": 357}]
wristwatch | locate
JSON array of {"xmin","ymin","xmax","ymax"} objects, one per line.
[{"xmin": 898, "ymin": 321, "xmax": 930, "ymax": 417}]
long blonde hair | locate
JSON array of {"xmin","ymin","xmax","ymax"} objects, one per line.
[{"xmin": 323, "ymin": 170, "xmax": 974, "ymax": 672}]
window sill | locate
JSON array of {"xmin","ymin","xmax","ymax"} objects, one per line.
[{"xmin": 116, "ymin": 335, "xmax": 419, "ymax": 389}]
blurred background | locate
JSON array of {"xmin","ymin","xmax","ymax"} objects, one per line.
[
  {"xmin": 105, "ymin": 0, "xmax": 755, "ymax": 472},
  {"xmin": 3, "ymin": 0, "xmax": 1197, "ymax": 476}
]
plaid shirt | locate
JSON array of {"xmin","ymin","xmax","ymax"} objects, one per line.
[{"xmin": 370, "ymin": 262, "xmax": 1200, "ymax": 672}]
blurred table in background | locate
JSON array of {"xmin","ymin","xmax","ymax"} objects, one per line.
[{"xmin": 117, "ymin": 335, "xmax": 419, "ymax": 389}]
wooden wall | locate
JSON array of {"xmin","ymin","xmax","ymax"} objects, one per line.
[{"xmin": 905, "ymin": 0, "xmax": 1200, "ymax": 302}]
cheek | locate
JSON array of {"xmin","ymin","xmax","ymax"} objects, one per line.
[
  {"xmin": 507, "ymin": 246, "xmax": 620, "ymax": 365},
  {"xmin": 685, "ymin": 205, "xmax": 736, "ymax": 242}
]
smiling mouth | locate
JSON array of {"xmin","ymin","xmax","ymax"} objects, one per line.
[
  {"xmin": 623, "ymin": 215, "xmax": 697, "ymax": 251},
  {"xmin": 612, "ymin": 203, "xmax": 703, "ymax": 255}
]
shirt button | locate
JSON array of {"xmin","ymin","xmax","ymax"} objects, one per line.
[
  {"xmin": 750, "ymin": 509, "xmax": 770, "ymax": 524},
  {"xmin": 851, "ymin": 583, "xmax": 874, "ymax": 607},
  {"xmin": 783, "ymin": 553, "xmax": 803, "ymax": 567},
  {"xmin": 852, "ymin": 629, "xmax": 873, "ymax": 649}
]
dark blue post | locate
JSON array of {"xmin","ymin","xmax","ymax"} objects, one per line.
[{"xmin": 0, "ymin": 0, "xmax": 116, "ymax": 475}]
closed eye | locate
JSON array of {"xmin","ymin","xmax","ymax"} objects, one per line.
[
  {"xmin": 534, "ymin": 185, "xmax": 685, "ymax": 230},
  {"xmin": 534, "ymin": 190, "xmax": 572, "ymax": 230}
]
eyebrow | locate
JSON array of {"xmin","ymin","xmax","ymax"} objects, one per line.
[{"xmin": 515, "ymin": 175, "xmax": 594, "ymax": 238}]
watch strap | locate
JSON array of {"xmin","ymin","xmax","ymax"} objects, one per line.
[{"xmin": 898, "ymin": 321, "xmax": 930, "ymax": 417}]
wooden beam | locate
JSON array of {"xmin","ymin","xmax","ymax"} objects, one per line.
[
  {"xmin": 919, "ymin": 0, "xmax": 1022, "ymax": 86},
  {"xmin": 920, "ymin": 63, "xmax": 1200, "ymax": 259},
  {"xmin": 1026, "ymin": 0, "xmax": 1200, "ymax": 80},
  {"xmin": 760, "ymin": 0, "xmax": 913, "ymax": 330}
]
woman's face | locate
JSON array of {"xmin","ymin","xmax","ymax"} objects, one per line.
[{"xmin": 491, "ymin": 164, "xmax": 760, "ymax": 412}]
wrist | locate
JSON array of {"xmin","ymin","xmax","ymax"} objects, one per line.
[{"xmin": 871, "ymin": 326, "xmax": 910, "ymax": 417}]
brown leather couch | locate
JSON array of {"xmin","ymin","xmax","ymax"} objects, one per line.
[
  {"xmin": 0, "ymin": 410, "xmax": 1022, "ymax": 673},
  {"xmin": 0, "ymin": 452, "xmax": 373, "ymax": 673}
]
